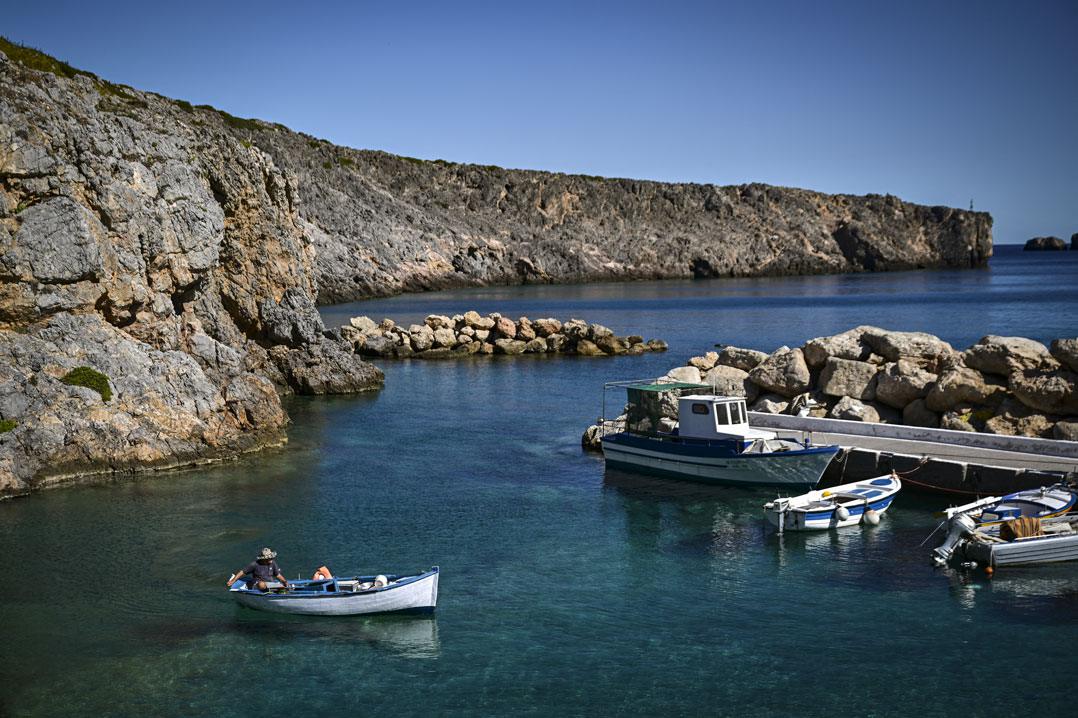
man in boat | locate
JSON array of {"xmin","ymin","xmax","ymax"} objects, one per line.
[{"xmin": 226, "ymin": 547, "xmax": 289, "ymax": 592}]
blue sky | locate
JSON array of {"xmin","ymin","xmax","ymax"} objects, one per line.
[{"xmin": 4, "ymin": 0, "xmax": 1076, "ymax": 244}]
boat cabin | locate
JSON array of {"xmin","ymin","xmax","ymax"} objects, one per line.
[{"xmin": 676, "ymin": 395, "xmax": 776, "ymax": 441}]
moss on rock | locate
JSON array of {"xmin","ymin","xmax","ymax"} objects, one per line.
[{"xmin": 60, "ymin": 366, "xmax": 112, "ymax": 402}]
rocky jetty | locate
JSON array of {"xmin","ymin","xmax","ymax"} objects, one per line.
[
  {"xmin": 1023, "ymin": 236, "xmax": 1068, "ymax": 251},
  {"xmin": 583, "ymin": 327, "xmax": 1078, "ymax": 450},
  {"xmin": 0, "ymin": 43, "xmax": 383, "ymax": 497},
  {"xmin": 341, "ymin": 313, "xmax": 667, "ymax": 359}
]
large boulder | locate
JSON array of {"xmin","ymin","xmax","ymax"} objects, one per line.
[
  {"xmin": 703, "ymin": 365, "xmax": 758, "ymax": 402},
  {"xmin": 272, "ymin": 341, "xmax": 385, "ymax": 394},
  {"xmin": 1054, "ymin": 421, "xmax": 1078, "ymax": 441},
  {"xmin": 594, "ymin": 334, "xmax": 628, "ymax": 355},
  {"xmin": 902, "ymin": 398, "xmax": 939, "ymax": 428},
  {"xmin": 424, "ymin": 314, "xmax": 454, "ymax": 330},
  {"xmin": 348, "ymin": 316, "xmax": 378, "ymax": 334},
  {"xmin": 1050, "ymin": 338, "xmax": 1078, "ymax": 373},
  {"xmin": 874, "ymin": 360, "xmax": 937, "ymax": 409},
  {"xmin": 432, "ymin": 327, "xmax": 457, "ymax": 348},
  {"xmin": 964, "ymin": 335, "xmax": 1056, "ymax": 376},
  {"xmin": 1009, "ymin": 369, "xmax": 1078, "ymax": 415},
  {"xmin": 533, "ymin": 318, "xmax": 563, "ymax": 337},
  {"xmin": 862, "ymin": 328, "xmax": 953, "ymax": 364},
  {"xmin": 924, "ymin": 367, "xmax": 1005, "ymax": 412},
  {"xmin": 689, "ymin": 352, "xmax": 719, "ymax": 371},
  {"xmin": 1023, "ymin": 236, "xmax": 1067, "ymax": 251},
  {"xmin": 750, "ymin": 394, "xmax": 789, "ymax": 414},
  {"xmin": 408, "ymin": 324, "xmax": 434, "ymax": 352},
  {"xmin": 665, "ymin": 365, "xmax": 703, "ymax": 385},
  {"xmin": 574, "ymin": 339, "xmax": 605, "ymax": 357},
  {"xmin": 462, "ymin": 311, "xmax": 495, "ymax": 330},
  {"xmin": 516, "ymin": 319, "xmax": 537, "ymax": 342},
  {"xmin": 818, "ymin": 357, "xmax": 878, "ymax": 401},
  {"xmin": 748, "ymin": 348, "xmax": 811, "ymax": 398},
  {"xmin": 493, "ymin": 316, "xmax": 517, "ymax": 339},
  {"xmin": 829, "ymin": 396, "xmax": 880, "ymax": 423},
  {"xmin": 983, "ymin": 399, "xmax": 1055, "ymax": 438},
  {"xmin": 493, "ymin": 338, "xmax": 527, "ymax": 355},
  {"xmin": 802, "ymin": 326, "xmax": 876, "ymax": 367},
  {"xmin": 717, "ymin": 346, "xmax": 768, "ymax": 372}
]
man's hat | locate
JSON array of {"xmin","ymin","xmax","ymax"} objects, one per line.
[{"xmin": 257, "ymin": 547, "xmax": 277, "ymax": 560}]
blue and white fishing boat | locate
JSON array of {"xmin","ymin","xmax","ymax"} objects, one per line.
[
  {"xmin": 229, "ymin": 567, "xmax": 439, "ymax": 616},
  {"xmin": 599, "ymin": 381, "xmax": 839, "ymax": 488},
  {"xmin": 763, "ymin": 474, "xmax": 902, "ymax": 532}
]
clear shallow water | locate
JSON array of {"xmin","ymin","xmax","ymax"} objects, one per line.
[{"xmin": 3, "ymin": 247, "xmax": 1078, "ymax": 716}]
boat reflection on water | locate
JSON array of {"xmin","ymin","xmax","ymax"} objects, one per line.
[
  {"xmin": 229, "ymin": 614, "xmax": 441, "ymax": 659},
  {"xmin": 945, "ymin": 568, "xmax": 1078, "ymax": 621}
]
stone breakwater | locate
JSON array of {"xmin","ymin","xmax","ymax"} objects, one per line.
[
  {"xmin": 340, "ymin": 312, "xmax": 668, "ymax": 359},
  {"xmin": 583, "ymin": 327, "xmax": 1078, "ymax": 450}
]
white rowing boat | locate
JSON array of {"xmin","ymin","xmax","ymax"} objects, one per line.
[{"xmin": 229, "ymin": 567, "xmax": 439, "ymax": 616}]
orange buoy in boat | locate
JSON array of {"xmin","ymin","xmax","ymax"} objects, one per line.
[
  {"xmin": 312, "ymin": 565, "xmax": 333, "ymax": 580},
  {"xmin": 985, "ymin": 566, "xmax": 994, "ymax": 577}
]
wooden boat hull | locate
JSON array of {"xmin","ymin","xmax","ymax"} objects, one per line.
[
  {"xmin": 602, "ymin": 433, "xmax": 838, "ymax": 488},
  {"xmin": 230, "ymin": 568, "xmax": 439, "ymax": 616}
]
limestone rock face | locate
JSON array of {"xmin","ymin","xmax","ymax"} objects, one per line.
[
  {"xmin": 748, "ymin": 348, "xmax": 811, "ymax": 398},
  {"xmin": 1009, "ymin": 369, "xmax": 1078, "ymax": 415},
  {"xmin": 818, "ymin": 357, "xmax": 878, "ymax": 401},
  {"xmin": 0, "ymin": 52, "xmax": 383, "ymax": 495},
  {"xmin": 874, "ymin": 361, "xmax": 937, "ymax": 409},
  {"xmin": 802, "ymin": 326, "xmax": 876, "ymax": 368},
  {"xmin": 964, "ymin": 335, "xmax": 1056, "ymax": 376},
  {"xmin": 829, "ymin": 396, "xmax": 880, "ymax": 423},
  {"xmin": 1050, "ymin": 338, "xmax": 1078, "ymax": 373}
]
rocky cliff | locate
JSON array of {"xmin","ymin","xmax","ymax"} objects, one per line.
[
  {"xmin": 0, "ymin": 40, "xmax": 993, "ymax": 496},
  {"xmin": 0, "ymin": 43, "xmax": 382, "ymax": 497}
]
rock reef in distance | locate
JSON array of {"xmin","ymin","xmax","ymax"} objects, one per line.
[
  {"xmin": 584, "ymin": 329, "xmax": 1078, "ymax": 450},
  {"xmin": 1023, "ymin": 236, "xmax": 1069, "ymax": 251},
  {"xmin": 340, "ymin": 312, "xmax": 667, "ymax": 359}
]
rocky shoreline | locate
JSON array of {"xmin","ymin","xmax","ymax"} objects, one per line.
[
  {"xmin": 583, "ymin": 327, "xmax": 1078, "ymax": 450},
  {"xmin": 339, "ymin": 312, "xmax": 667, "ymax": 359},
  {"xmin": 0, "ymin": 40, "xmax": 993, "ymax": 497}
]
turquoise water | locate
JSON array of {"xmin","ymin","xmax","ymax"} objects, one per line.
[{"xmin": 3, "ymin": 247, "xmax": 1078, "ymax": 716}]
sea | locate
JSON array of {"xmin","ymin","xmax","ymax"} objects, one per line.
[{"xmin": 2, "ymin": 245, "xmax": 1077, "ymax": 716}]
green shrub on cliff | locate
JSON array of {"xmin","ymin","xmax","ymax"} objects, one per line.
[
  {"xmin": 0, "ymin": 36, "xmax": 93, "ymax": 80},
  {"xmin": 0, "ymin": 419, "xmax": 16, "ymax": 433},
  {"xmin": 60, "ymin": 366, "xmax": 112, "ymax": 402}
]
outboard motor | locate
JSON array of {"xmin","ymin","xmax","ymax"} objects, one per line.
[{"xmin": 932, "ymin": 513, "xmax": 977, "ymax": 566}]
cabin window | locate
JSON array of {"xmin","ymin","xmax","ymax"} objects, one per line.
[
  {"xmin": 691, "ymin": 403, "xmax": 709, "ymax": 415},
  {"xmin": 714, "ymin": 403, "xmax": 732, "ymax": 425},
  {"xmin": 733, "ymin": 403, "xmax": 745, "ymax": 423}
]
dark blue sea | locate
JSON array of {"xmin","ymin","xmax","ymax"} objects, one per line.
[{"xmin": 2, "ymin": 245, "xmax": 1077, "ymax": 716}]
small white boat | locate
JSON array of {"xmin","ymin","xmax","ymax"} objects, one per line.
[
  {"xmin": 229, "ymin": 567, "xmax": 439, "ymax": 616},
  {"xmin": 763, "ymin": 474, "xmax": 902, "ymax": 532},
  {"xmin": 933, "ymin": 484, "xmax": 1078, "ymax": 566}
]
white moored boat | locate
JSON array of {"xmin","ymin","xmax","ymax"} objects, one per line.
[
  {"xmin": 229, "ymin": 567, "xmax": 439, "ymax": 616},
  {"xmin": 599, "ymin": 381, "xmax": 839, "ymax": 489},
  {"xmin": 763, "ymin": 474, "xmax": 902, "ymax": 532}
]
